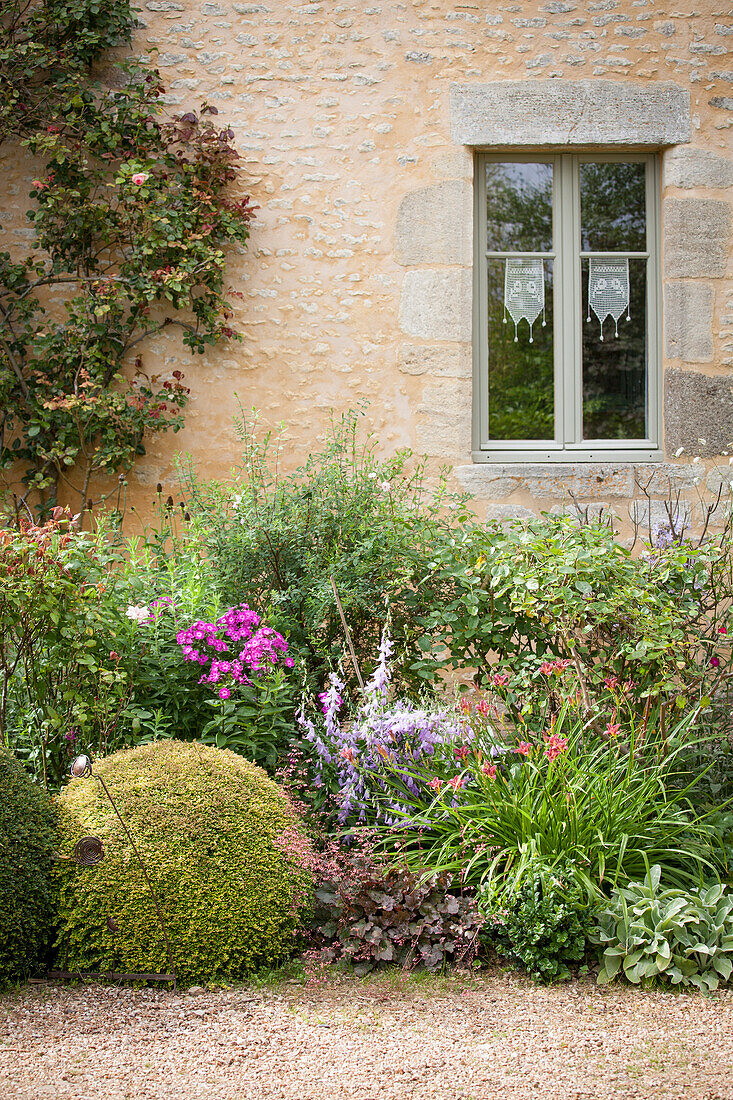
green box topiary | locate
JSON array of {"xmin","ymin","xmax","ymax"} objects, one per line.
[
  {"xmin": 0, "ymin": 750, "xmax": 58, "ymax": 990},
  {"xmin": 54, "ymin": 741, "xmax": 314, "ymax": 985}
]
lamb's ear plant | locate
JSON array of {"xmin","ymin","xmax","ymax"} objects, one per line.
[{"xmin": 592, "ymin": 864, "xmax": 733, "ymax": 991}]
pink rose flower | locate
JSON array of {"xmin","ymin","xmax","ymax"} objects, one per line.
[{"xmin": 131, "ymin": 172, "xmax": 149, "ymax": 185}]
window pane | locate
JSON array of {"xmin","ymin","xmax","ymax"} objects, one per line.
[
  {"xmin": 580, "ymin": 162, "xmax": 646, "ymax": 252},
  {"xmin": 487, "ymin": 258, "xmax": 554, "ymax": 440},
  {"xmin": 486, "ymin": 162, "xmax": 553, "ymax": 252},
  {"xmin": 582, "ymin": 258, "xmax": 646, "ymax": 439}
]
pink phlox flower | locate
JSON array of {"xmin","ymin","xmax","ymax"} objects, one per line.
[{"xmin": 219, "ymin": 687, "xmax": 231, "ymax": 700}]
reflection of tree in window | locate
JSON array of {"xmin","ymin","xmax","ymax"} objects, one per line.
[
  {"xmin": 485, "ymin": 163, "xmax": 554, "ymax": 441},
  {"xmin": 580, "ymin": 163, "xmax": 646, "ymax": 440}
]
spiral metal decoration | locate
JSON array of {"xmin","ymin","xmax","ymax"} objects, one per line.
[{"xmin": 74, "ymin": 835, "xmax": 104, "ymax": 867}]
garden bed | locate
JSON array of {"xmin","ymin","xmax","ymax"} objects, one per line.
[{"xmin": 1, "ymin": 972, "xmax": 732, "ymax": 1100}]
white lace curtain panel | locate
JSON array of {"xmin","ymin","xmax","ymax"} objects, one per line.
[
  {"xmin": 586, "ymin": 257, "xmax": 630, "ymax": 340},
  {"xmin": 503, "ymin": 258, "xmax": 546, "ymax": 343},
  {"xmin": 503, "ymin": 256, "xmax": 631, "ymax": 343}
]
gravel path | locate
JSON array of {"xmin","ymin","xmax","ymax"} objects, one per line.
[{"xmin": 1, "ymin": 971, "xmax": 732, "ymax": 1100}]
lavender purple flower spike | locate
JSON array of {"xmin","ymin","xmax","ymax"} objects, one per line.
[{"xmin": 298, "ymin": 628, "xmax": 482, "ymax": 824}]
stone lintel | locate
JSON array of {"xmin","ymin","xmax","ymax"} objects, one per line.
[{"xmin": 450, "ymin": 80, "xmax": 691, "ymax": 147}]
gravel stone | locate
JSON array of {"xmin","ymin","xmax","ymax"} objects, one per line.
[{"xmin": 1, "ymin": 974, "xmax": 733, "ymax": 1099}]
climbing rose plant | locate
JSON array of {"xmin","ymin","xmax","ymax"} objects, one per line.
[{"xmin": 0, "ymin": 1, "xmax": 254, "ymax": 520}]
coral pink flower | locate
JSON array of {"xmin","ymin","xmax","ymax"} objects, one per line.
[
  {"xmin": 544, "ymin": 733, "xmax": 568, "ymax": 762},
  {"xmin": 517, "ymin": 741, "xmax": 532, "ymax": 756},
  {"xmin": 447, "ymin": 775, "xmax": 463, "ymax": 791},
  {"xmin": 476, "ymin": 699, "xmax": 491, "ymax": 716},
  {"xmin": 428, "ymin": 777, "xmax": 442, "ymax": 793},
  {"xmin": 339, "ymin": 747, "xmax": 355, "ymax": 764},
  {"xmin": 482, "ymin": 763, "xmax": 497, "ymax": 780},
  {"xmin": 605, "ymin": 722, "xmax": 620, "ymax": 738},
  {"xmin": 491, "ymin": 672, "xmax": 509, "ymax": 688}
]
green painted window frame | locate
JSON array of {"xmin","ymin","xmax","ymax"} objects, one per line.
[{"xmin": 472, "ymin": 150, "xmax": 663, "ymax": 463}]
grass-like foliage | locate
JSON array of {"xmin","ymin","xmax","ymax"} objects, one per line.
[{"xmin": 367, "ymin": 700, "xmax": 726, "ymax": 901}]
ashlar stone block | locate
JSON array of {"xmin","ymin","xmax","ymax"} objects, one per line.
[
  {"xmin": 663, "ymin": 198, "xmax": 732, "ymax": 279},
  {"xmin": 453, "ymin": 464, "xmax": 523, "ymax": 499},
  {"xmin": 450, "ymin": 80, "xmax": 690, "ymax": 147},
  {"xmin": 398, "ymin": 343, "xmax": 471, "ymax": 378},
  {"xmin": 664, "ymin": 282, "xmax": 714, "ymax": 363},
  {"xmin": 664, "ymin": 368, "xmax": 733, "ymax": 457},
  {"xmin": 663, "ymin": 147, "xmax": 733, "ymax": 189},
  {"xmin": 394, "ymin": 180, "xmax": 473, "ymax": 267},
  {"xmin": 399, "ymin": 270, "xmax": 472, "ymax": 342}
]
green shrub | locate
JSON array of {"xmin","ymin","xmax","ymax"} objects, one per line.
[
  {"xmin": 479, "ymin": 862, "xmax": 596, "ymax": 983},
  {"xmin": 53, "ymin": 741, "xmax": 314, "ymax": 985},
  {"xmin": 179, "ymin": 409, "xmax": 471, "ymax": 694},
  {"xmin": 0, "ymin": 750, "xmax": 58, "ymax": 989},
  {"xmin": 411, "ymin": 512, "xmax": 733, "ymax": 733},
  {"xmin": 592, "ymin": 865, "xmax": 733, "ymax": 991}
]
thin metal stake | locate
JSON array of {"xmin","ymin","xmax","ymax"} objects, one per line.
[{"xmin": 329, "ymin": 575, "xmax": 365, "ymax": 691}]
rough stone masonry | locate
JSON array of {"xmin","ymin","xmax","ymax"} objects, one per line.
[{"xmin": 1, "ymin": 0, "xmax": 732, "ymax": 529}]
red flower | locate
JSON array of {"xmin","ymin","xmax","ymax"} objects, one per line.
[
  {"xmin": 718, "ymin": 625, "xmax": 728, "ymax": 635},
  {"xmin": 482, "ymin": 763, "xmax": 497, "ymax": 780},
  {"xmin": 453, "ymin": 744, "xmax": 470, "ymax": 760},
  {"xmin": 710, "ymin": 656, "xmax": 721, "ymax": 668}
]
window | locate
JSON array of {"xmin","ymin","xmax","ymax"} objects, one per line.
[{"xmin": 473, "ymin": 152, "xmax": 661, "ymax": 461}]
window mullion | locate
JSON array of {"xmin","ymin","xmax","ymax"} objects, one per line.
[{"xmin": 557, "ymin": 155, "xmax": 580, "ymax": 447}]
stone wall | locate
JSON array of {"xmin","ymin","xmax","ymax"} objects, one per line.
[{"xmin": 1, "ymin": 0, "xmax": 732, "ymax": 527}]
